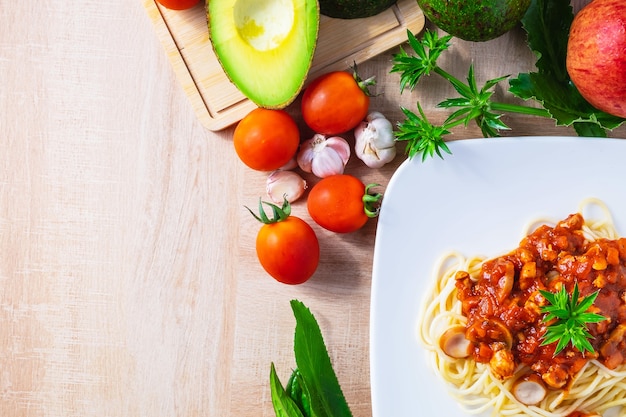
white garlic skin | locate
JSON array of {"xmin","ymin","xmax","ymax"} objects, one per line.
[
  {"xmin": 296, "ymin": 134, "xmax": 351, "ymax": 178},
  {"xmin": 354, "ymin": 111, "xmax": 396, "ymax": 169},
  {"xmin": 266, "ymin": 170, "xmax": 307, "ymax": 204}
]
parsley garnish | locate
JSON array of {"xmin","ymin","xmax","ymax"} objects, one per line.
[{"xmin": 539, "ymin": 283, "xmax": 606, "ymax": 356}]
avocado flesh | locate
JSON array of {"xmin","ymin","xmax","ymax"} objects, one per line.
[
  {"xmin": 417, "ymin": 0, "xmax": 531, "ymax": 42},
  {"xmin": 208, "ymin": 0, "xmax": 319, "ymax": 109},
  {"xmin": 319, "ymin": 0, "xmax": 397, "ymax": 19}
]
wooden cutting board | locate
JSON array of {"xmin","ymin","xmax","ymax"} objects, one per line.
[{"xmin": 143, "ymin": 0, "xmax": 425, "ymax": 131}]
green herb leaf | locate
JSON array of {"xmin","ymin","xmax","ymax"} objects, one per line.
[
  {"xmin": 509, "ymin": 0, "xmax": 625, "ymax": 134},
  {"xmin": 270, "ymin": 363, "xmax": 307, "ymax": 417},
  {"xmin": 539, "ymin": 283, "xmax": 606, "ymax": 356},
  {"xmin": 291, "ymin": 300, "xmax": 353, "ymax": 417},
  {"xmin": 390, "ymin": 30, "xmax": 452, "ymax": 93},
  {"xmin": 391, "ymin": 29, "xmax": 552, "ymax": 161},
  {"xmin": 285, "ymin": 369, "xmax": 315, "ymax": 417},
  {"xmin": 246, "ymin": 196, "xmax": 291, "ymax": 224},
  {"xmin": 394, "ymin": 104, "xmax": 452, "ymax": 162}
]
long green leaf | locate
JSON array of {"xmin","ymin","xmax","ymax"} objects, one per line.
[
  {"xmin": 291, "ymin": 300, "xmax": 353, "ymax": 417},
  {"xmin": 270, "ymin": 363, "xmax": 307, "ymax": 417}
]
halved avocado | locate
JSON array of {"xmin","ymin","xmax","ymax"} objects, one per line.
[{"xmin": 208, "ymin": 0, "xmax": 319, "ymax": 109}]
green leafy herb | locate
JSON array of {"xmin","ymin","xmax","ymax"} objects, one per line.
[
  {"xmin": 285, "ymin": 369, "xmax": 312, "ymax": 417},
  {"xmin": 391, "ymin": 0, "xmax": 626, "ymax": 162},
  {"xmin": 539, "ymin": 283, "xmax": 606, "ymax": 356},
  {"xmin": 391, "ymin": 29, "xmax": 452, "ymax": 93},
  {"xmin": 270, "ymin": 300, "xmax": 353, "ymax": 417},
  {"xmin": 270, "ymin": 364, "xmax": 307, "ymax": 417},
  {"xmin": 395, "ymin": 103, "xmax": 452, "ymax": 161},
  {"xmin": 510, "ymin": 0, "xmax": 625, "ymax": 136},
  {"xmin": 391, "ymin": 29, "xmax": 550, "ymax": 161}
]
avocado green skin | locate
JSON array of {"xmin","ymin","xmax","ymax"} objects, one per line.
[
  {"xmin": 319, "ymin": 0, "xmax": 397, "ymax": 19},
  {"xmin": 417, "ymin": 0, "xmax": 531, "ymax": 42}
]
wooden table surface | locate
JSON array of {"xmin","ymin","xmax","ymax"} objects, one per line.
[{"xmin": 2, "ymin": 1, "xmax": 624, "ymax": 416}]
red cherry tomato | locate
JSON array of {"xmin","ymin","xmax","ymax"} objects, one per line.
[
  {"xmin": 301, "ymin": 68, "xmax": 373, "ymax": 135},
  {"xmin": 250, "ymin": 199, "xmax": 320, "ymax": 285},
  {"xmin": 233, "ymin": 108, "xmax": 300, "ymax": 171},
  {"xmin": 307, "ymin": 174, "xmax": 382, "ymax": 233},
  {"xmin": 156, "ymin": 0, "xmax": 200, "ymax": 10}
]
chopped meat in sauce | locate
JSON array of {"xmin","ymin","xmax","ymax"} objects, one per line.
[{"xmin": 455, "ymin": 213, "xmax": 626, "ymax": 391}]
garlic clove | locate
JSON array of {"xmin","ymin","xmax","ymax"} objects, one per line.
[
  {"xmin": 366, "ymin": 111, "xmax": 386, "ymax": 122},
  {"xmin": 279, "ymin": 155, "xmax": 299, "ymax": 171},
  {"xmin": 266, "ymin": 170, "xmax": 307, "ymax": 204},
  {"xmin": 296, "ymin": 133, "xmax": 351, "ymax": 178},
  {"xmin": 296, "ymin": 134, "xmax": 321, "ymax": 173},
  {"xmin": 311, "ymin": 149, "xmax": 345, "ymax": 178},
  {"xmin": 354, "ymin": 111, "xmax": 396, "ymax": 168},
  {"xmin": 369, "ymin": 118, "xmax": 395, "ymax": 148},
  {"xmin": 325, "ymin": 136, "xmax": 351, "ymax": 165}
]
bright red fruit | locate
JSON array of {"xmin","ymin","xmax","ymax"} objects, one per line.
[
  {"xmin": 156, "ymin": 0, "xmax": 200, "ymax": 10},
  {"xmin": 566, "ymin": 0, "xmax": 626, "ymax": 118},
  {"xmin": 301, "ymin": 70, "xmax": 372, "ymax": 135}
]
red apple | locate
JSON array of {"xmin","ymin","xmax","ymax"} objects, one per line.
[{"xmin": 566, "ymin": 0, "xmax": 626, "ymax": 118}]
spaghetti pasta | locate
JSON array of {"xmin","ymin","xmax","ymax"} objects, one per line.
[{"xmin": 417, "ymin": 199, "xmax": 626, "ymax": 417}]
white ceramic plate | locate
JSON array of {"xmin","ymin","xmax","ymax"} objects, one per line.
[{"xmin": 370, "ymin": 136, "xmax": 626, "ymax": 417}]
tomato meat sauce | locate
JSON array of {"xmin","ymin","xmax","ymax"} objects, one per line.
[{"xmin": 455, "ymin": 213, "xmax": 626, "ymax": 394}]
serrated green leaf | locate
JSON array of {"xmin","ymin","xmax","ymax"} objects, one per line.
[
  {"xmin": 395, "ymin": 105, "xmax": 451, "ymax": 161},
  {"xmin": 541, "ymin": 306, "xmax": 569, "ymax": 320},
  {"xmin": 573, "ymin": 335, "xmax": 595, "ymax": 354},
  {"xmin": 574, "ymin": 291, "xmax": 599, "ymax": 314},
  {"xmin": 540, "ymin": 283, "xmax": 606, "ymax": 355},
  {"xmin": 391, "ymin": 30, "xmax": 452, "ymax": 93},
  {"xmin": 521, "ymin": 0, "xmax": 572, "ymax": 82},
  {"xmin": 541, "ymin": 329, "xmax": 563, "ymax": 346},
  {"xmin": 509, "ymin": 0, "xmax": 625, "ymax": 133},
  {"xmin": 291, "ymin": 300, "xmax": 353, "ymax": 417},
  {"xmin": 483, "ymin": 75, "xmax": 510, "ymax": 91},
  {"xmin": 569, "ymin": 284, "xmax": 580, "ymax": 312}
]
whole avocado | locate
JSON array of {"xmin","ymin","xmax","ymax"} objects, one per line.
[
  {"xmin": 319, "ymin": 0, "xmax": 397, "ymax": 19},
  {"xmin": 417, "ymin": 0, "xmax": 531, "ymax": 42}
]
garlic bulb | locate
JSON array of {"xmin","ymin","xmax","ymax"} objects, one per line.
[
  {"xmin": 354, "ymin": 111, "xmax": 396, "ymax": 168},
  {"xmin": 297, "ymin": 134, "xmax": 350, "ymax": 178},
  {"xmin": 266, "ymin": 170, "xmax": 307, "ymax": 204}
]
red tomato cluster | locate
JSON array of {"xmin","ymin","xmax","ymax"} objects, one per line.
[
  {"xmin": 235, "ymin": 69, "xmax": 383, "ymax": 285},
  {"xmin": 161, "ymin": 2, "xmax": 386, "ymax": 285}
]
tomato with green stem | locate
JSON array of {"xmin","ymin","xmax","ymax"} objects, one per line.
[
  {"xmin": 234, "ymin": 108, "xmax": 300, "ymax": 171},
  {"xmin": 247, "ymin": 197, "xmax": 320, "ymax": 285},
  {"xmin": 307, "ymin": 174, "xmax": 382, "ymax": 233},
  {"xmin": 301, "ymin": 65, "xmax": 374, "ymax": 135}
]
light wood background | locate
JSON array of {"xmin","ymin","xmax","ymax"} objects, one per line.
[{"xmin": 2, "ymin": 1, "xmax": 623, "ymax": 416}]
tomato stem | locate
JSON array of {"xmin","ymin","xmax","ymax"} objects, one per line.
[
  {"xmin": 363, "ymin": 184, "xmax": 383, "ymax": 218},
  {"xmin": 351, "ymin": 61, "xmax": 376, "ymax": 97},
  {"xmin": 246, "ymin": 196, "xmax": 291, "ymax": 224}
]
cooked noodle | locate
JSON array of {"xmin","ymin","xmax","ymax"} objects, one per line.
[{"xmin": 416, "ymin": 198, "xmax": 626, "ymax": 417}]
